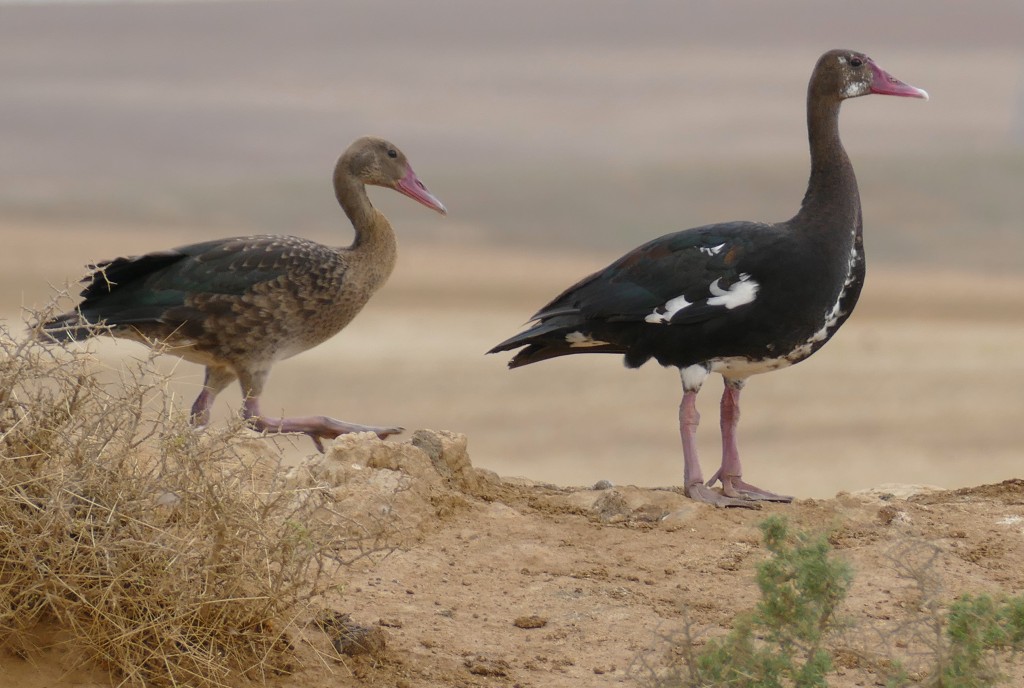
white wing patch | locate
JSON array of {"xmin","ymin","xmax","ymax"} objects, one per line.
[
  {"xmin": 644, "ymin": 294, "xmax": 693, "ymax": 324},
  {"xmin": 565, "ymin": 331, "xmax": 610, "ymax": 347},
  {"xmin": 699, "ymin": 243, "xmax": 726, "ymax": 256},
  {"xmin": 645, "ymin": 273, "xmax": 759, "ymax": 325},
  {"xmin": 706, "ymin": 273, "xmax": 759, "ymax": 309}
]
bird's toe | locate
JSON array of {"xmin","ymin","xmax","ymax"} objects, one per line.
[
  {"xmin": 720, "ymin": 477, "xmax": 794, "ymax": 503},
  {"xmin": 373, "ymin": 426, "xmax": 404, "ymax": 439},
  {"xmin": 685, "ymin": 483, "xmax": 762, "ymax": 509}
]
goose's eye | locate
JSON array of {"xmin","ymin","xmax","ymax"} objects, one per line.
[
  {"xmin": 850, "ymin": 57, "xmax": 863, "ymax": 67},
  {"xmin": 387, "ymin": 149, "xmax": 398, "ymax": 159}
]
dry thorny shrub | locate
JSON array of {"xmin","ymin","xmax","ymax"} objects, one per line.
[{"xmin": 0, "ymin": 315, "xmax": 394, "ymax": 687}]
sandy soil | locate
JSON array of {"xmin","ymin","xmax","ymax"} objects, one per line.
[{"xmin": 2, "ymin": 431, "xmax": 1023, "ymax": 688}]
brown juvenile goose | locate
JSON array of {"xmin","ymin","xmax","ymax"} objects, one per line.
[{"xmin": 40, "ymin": 136, "xmax": 447, "ymax": 451}]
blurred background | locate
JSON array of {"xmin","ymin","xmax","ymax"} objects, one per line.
[{"xmin": 2, "ymin": 0, "xmax": 1022, "ymax": 497}]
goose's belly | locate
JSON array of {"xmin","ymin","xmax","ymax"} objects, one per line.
[
  {"xmin": 161, "ymin": 283, "xmax": 376, "ymax": 369},
  {"xmin": 710, "ymin": 355, "xmax": 796, "ymax": 379},
  {"xmin": 249, "ymin": 291, "xmax": 372, "ymax": 363}
]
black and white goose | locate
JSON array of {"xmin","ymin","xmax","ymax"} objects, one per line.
[{"xmin": 489, "ymin": 49, "xmax": 927, "ymax": 507}]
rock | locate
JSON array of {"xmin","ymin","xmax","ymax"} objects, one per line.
[
  {"xmin": 324, "ymin": 433, "xmax": 442, "ymax": 489},
  {"xmin": 660, "ymin": 505, "xmax": 700, "ymax": 531},
  {"xmin": 411, "ymin": 429, "xmax": 479, "ymax": 491},
  {"xmin": 513, "ymin": 615, "xmax": 547, "ymax": 629},
  {"xmin": 485, "ymin": 502, "xmax": 520, "ymax": 518},
  {"xmin": 324, "ymin": 431, "xmax": 392, "ymax": 468},
  {"xmin": 367, "ymin": 467, "xmax": 405, "ymax": 493},
  {"xmin": 316, "ymin": 612, "xmax": 388, "ymax": 658},
  {"xmin": 291, "ymin": 432, "xmax": 473, "ymax": 539},
  {"xmin": 633, "ymin": 503, "xmax": 670, "ymax": 522},
  {"xmin": 564, "ymin": 486, "xmax": 693, "ymax": 525},
  {"xmin": 464, "ymin": 655, "xmax": 510, "ymax": 677},
  {"xmin": 877, "ymin": 504, "xmax": 912, "ymax": 526},
  {"xmin": 474, "ymin": 468, "xmax": 504, "ymax": 488},
  {"xmin": 592, "ymin": 491, "xmax": 630, "ymax": 522},
  {"xmin": 501, "ymin": 475, "xmax": 556, "ymax": 488},
  {"xmin": 851, "ymin": 483, "xmax": 944, "ymax": 500}
]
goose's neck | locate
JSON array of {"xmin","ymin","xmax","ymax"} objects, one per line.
[
  {"xmin": 334, "ymin": 173, "xmax": 398, "ymax": 281},
  {"xmin": 794, "ymin": 96, "xmax": 861, "ymax": 229}
]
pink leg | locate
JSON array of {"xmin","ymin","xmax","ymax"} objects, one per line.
[
  {"xmin": 706, "ymin": 382, "xmax": 792, "ymax": 503},
  {"xmin": 190, "ymin": 390, "xmax": 215, "ymax": 426},
  {"xmin": 680, "ymin": 390, "xmax": 704, "ymax": 489},
  {"xmin": 242, "ymin": 397, "xmax": 403, "ymax": 453},
  {"xmin": 190, "ymin": 366, "xmax": 236, "ymax": 428},
  {"xmin": 679, "ymin": 386, "xmax": 758, "ymax": 509}
]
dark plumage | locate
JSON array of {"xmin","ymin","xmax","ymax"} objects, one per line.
[
  {"xmin": 40, "ymin": 136, "xmax": 446, "ymax": 451},
  {"xmin": 490, "ymin": 50, "xmax": 927, "ymax": 507}
]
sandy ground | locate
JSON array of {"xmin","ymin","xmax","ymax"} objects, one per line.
[{"xmin": 2, "ymin": 432, "xmax": 1024, "ymax": 688}]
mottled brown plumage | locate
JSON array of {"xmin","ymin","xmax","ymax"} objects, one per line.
[{"xmin": 41, "ymin": 136, "xmax": 446, "ymax": 450}]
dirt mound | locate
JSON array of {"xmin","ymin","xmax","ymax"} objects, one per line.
[
  {"xmin": 286, "ymin": 429, "xmax": 501, "ymax": 540},
  {"xmin": 277, "ymin": 435, "xmax": 1024, "ymax": 688},
  {"xmin": 3, "ymin": 431, "xmax": 1022, "ymax": 688}
]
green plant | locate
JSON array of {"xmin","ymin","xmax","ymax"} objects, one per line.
[
  {"xmin": 936, "ymin": 593, "xmax": 1024, "ymax": 688},
  {"xmin": 692, "ymin": 516, "xmax": 851, "ymax": 687},
  {"xmin": 641, "ymin": 516, "xmax": 852, "ymax": 688},
  {"xmin": 644, "ymin": 524, "xmax": 1024, "ymax": 688},
  {"xmin": 871, "ymin": 541, "xmax": 1024, "ymax": 688}
]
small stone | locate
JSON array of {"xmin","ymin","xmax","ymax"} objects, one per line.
[
  {"xmin": 877, "ymin": 505, "xmax": 899, "ymax": 525},
  {"xmin": 513, "ymin": 615, "xmax": 548, "ymax": 629},
  {"xmin": 593, "ymin": 491, "xmax": 629, "ymax": 522},
  {"xmin": 411, "ymin": 429, "xmax": 476, "ymax": 489},
  {"xmin": 660, "ymin": 504, "xmax": 700, "ymax": 530},
  {"xmin": 464, "ymin": 655, "xmax": 510, "ymax": 677},
  {"xmin": 316, "ymin": 612, "xmax": 388, "ymax": 658},
  {"xmin": 593, "ymin": 479, "xmax": 614, "ymax": 490},
  {"xmin": 634, "ymin": 503, "xmax": 669, "ymax": 522}
]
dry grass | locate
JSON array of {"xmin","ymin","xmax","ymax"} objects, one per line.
[{"xmin": 0, "ymin": 313, "xmax": 391, "ymax": 687}]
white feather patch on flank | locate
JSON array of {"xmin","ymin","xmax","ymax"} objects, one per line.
[
  {"xmin": 565, "ymin": 331, "xmax": 610, "ymax": 347},
  {"xmin": 706, "ymin": 273, "xmax": 759, "ymax": 309},
  {"xmin": 786, "ymin": 246, "xmax": 862, "ymax": 361},
  {"xmin": 645, "ymin": 294, "xmax": 693, "ymax": 324},
  {"xmin": 699, "ymin": 242, "xmax": 726, "ymax": 256}
]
